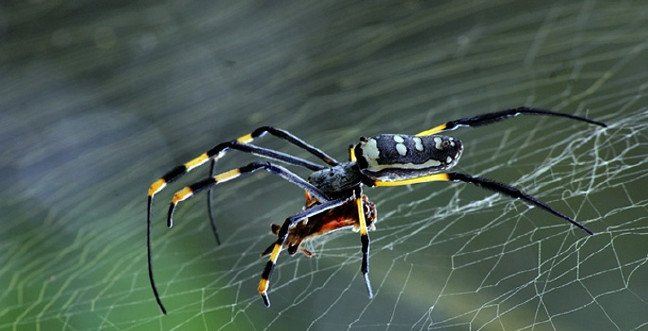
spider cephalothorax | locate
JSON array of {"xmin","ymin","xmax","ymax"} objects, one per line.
[
  {"xmin": 147, "ymin": 107, "xmax": 605, "ymax": 314},
  {"xmin": 307, "ymin": 162, "xmax": 363, "ymax": 195}
]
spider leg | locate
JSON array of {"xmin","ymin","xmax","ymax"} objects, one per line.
[
  {"xmin": 354, "ymin": 187, "xmax": 373, "ymax": 299},
  {"xmin": 247, "ymin": 126, "xmax": 340, "ymax": 166},
  {"xmin": 348, "ymin": 144, "xmax": 357, "ymax": 162},
  {"xmin": 259, "ymin": 196, "xmax": 352, "ymax": 307},
  {"xmin": 348, "ymin": 147, "xmax": 373, "ymax": 297},
  {"xmin": 416, "ymin": 106, "xmax": 606, "ymax": 136},
  {"xmin": 167, "ymin": 161, "xmax": 330, "ymax": 228},
  {"xmin": 149, "ymin": 162, "xmax": 332, "ymax": 314},
  {"xmin": 152, "ymin": 126, "xmax": 338, "ymax": 199},
  {"xmin": 207, "ymin": 160, "xmax": 220, "ymax": 244},
  {"xmin": 150, "ymin": 141, "xmax": 326, "ymax": 199},
  {"xmin": 149, "ymin": 142, "xmax": 327, "ymax": 246},
  {"xmin": 146, "ymin": 196, "xmax": 167, "ymax": 314},
  {"xmin": 372, "ymin": 172, "xmax": 593, "ymax": 235},
  {"xmin": 201, "ymin": 127, "xmax": 339, "ymax": 244}
]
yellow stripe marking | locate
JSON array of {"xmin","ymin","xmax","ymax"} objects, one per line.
[
  {"xmin": 374, "ymin": 173, "xmax": 450, "ymax": 186},
  {"xmin": 184, "ymin": 153, "xmax": 209, "ymax": 171},
  {"xmin": 269, "ymin": 243, "xmax": 281, "ymax": 263},
  {"xmin": 171, "ymin": 187, "xmax": 193, "ymax": 204},
  {"xmin": 349, "ymin": 146, "xmax": 357, "ymax": 162},
  {"xmin": 416, "ymin": 123, "xmax": 447, "ymax": 136},
  {"xmin": 259, "ymin": 243, "xmax": 281, "ymax": 293},
  {"xmin": 148, "ymin": 178, "xmax": 167, "ymax": 197},
  {"xmin": 214, "ymin": 168, "xmax": 241, "ymax": 182},
  {"xmin": 357, "ymin": 197, "xmax": 368, "ymax": 235},
  {"xmin": 236, "ymin": 133, "xmax": 254, "ymax": 144},
  {"xmin": 258, "ymin": 278, "xmax": 269, "ymax": 293}
]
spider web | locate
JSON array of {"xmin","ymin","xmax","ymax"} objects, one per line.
[{"xmin": 1, "ymin": 1, "xmax": 648, "ymax": 330}]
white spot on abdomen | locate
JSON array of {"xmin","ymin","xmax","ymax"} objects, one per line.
[
  {"xmin": 362, "ymin": 138, "xmax": 380, "ymax": 166},
  {"xmin": 393, "ymin": 135, "xmax": 404, "ymax": 143},
  {"xmin": 413, "ymin": 137, "xmax": 424, "ymax": 151},
  {"xmin": 396, "ymin": 143, "xmax": 407, "ymax": 156},
  {"xmin": 434, "ymin": 137, "xmax": 443, "ymax": 150}
]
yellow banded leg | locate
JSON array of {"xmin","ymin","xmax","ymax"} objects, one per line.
[
  {"xmin": 147, "ymin": 128, "xmax": 334, "ymax": 314},
  {"xmin": 167, "ymin": 161, "xmax": 329, "ymax": 231},
  {"xmin": 258, "ymin": 243, "xmax": 281, "ymax": 306},
  {"xmin": 150, "ymin": 128, "xmax": 333, "ymax": 237},
  {"xmin": 167, "ymin": 168, "xmax": 242, "ymax": 228},
  {"xmin": 149, "ymin": 129, "xmax": 283, "ymax": 205},
  {"xmin": 356, "ymin": 195, "xmax": 373, "ymax": 298},
  {"xmin": 236, "ymin": 133, "xmax": 253, "ymax": 144},
  {"xmin": 148, "ymin": 152, "xmax": 212, "ymax": 199},
  {"xmin": 348, "ymin": 144, "xmax": 357, "ymax": 162},
  {"xmin": 222, "ymin": 126, "xmax": 339, "ymax": 166},
  {"xmin": 149, "ymin": 125, "xmax": 339, "ymax": 205},
  {"xmin": 415, "ymin": 123, "xmax": 448, "ymax": 136},
  {"xmin": 184, "ymin": 153, "xmax": 210, "ymax": 171},
  {"xmin": 415, "ymin": 107, "xmax": 606, "ymax": 137},
  {"xmin": 375, "ymin": 171, "xmax": 594, "ymax": 235}
]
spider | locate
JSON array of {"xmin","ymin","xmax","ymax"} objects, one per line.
[{"xmin": 146, "ymin": 107, "xmax": 606, "ymax": 314}]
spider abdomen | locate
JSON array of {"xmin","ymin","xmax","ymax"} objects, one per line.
[{"xmin": 354, "ymin": 134, "xmax": 463, "ymax": 181}]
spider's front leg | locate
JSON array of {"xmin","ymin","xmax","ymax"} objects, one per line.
[
  {"xmin": 166, "ymin": 162, "xmax": 331, "ymax": 227},
  {"xmin": 149, "ymin": 127, "xmax": 336, "ymax": 247},
  {"xmin": 416, "ymin": 106, "xmax": 606, "ymax": 136},
  {"xmin": 259, "ymin": 197, "xmax": 351, "ymax": 307},
  {"xmin": 348, "ymin": 145, "xmax": 374, "ymax": 297},
  {"xmin": 150, "ymin": 161, "xmax": 331, "ymax": 314},
  {"xmin": 355, "ymin": 187, "xmax": 374, "ymax": 299}
]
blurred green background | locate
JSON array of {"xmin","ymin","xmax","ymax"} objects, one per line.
[{"xmin": 1, "ymin": 1, "xmax": 647, "ymax": 330}]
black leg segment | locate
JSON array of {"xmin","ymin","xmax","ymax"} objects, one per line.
[
  {"xmin": 250, "ymin": 126, "xmax": 339, "ymax": 166},
  {"xmin": 447, "ymin": 172, "xmax": 594, "ymax": 235},
  {"xmin": 417, "ymin": 107, "xmax": 606, "ymax": 136}
]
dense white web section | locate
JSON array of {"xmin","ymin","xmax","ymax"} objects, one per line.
[{"xmin": 1, "ymin": 1, "xmax": 647, "ymax": 331}]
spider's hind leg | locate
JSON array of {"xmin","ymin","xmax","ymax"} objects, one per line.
[{"xmin": 371, "ymin": 172, "xmax": 593, "ymax": 235}]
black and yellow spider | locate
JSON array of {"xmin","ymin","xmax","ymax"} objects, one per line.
[{"xmin": 146, "ymin": 107, "xmax": 606, "ymax": 314}]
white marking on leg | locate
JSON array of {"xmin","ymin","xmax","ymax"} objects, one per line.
[
  {"xmin": 446, "ymin": 156, "xmax": 452, "ymax": 163},
  {"xmin": 413, "ymin": 137, "xmax": 424, "ymax": 151}
]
